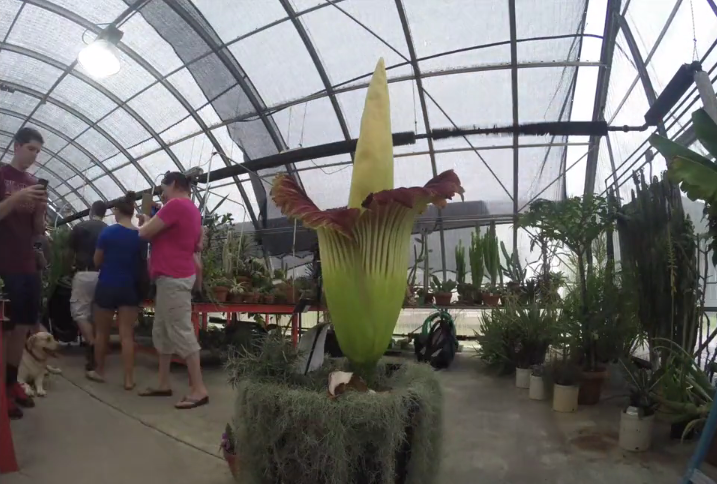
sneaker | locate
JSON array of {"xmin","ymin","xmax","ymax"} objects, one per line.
[
  {"xmin": 9, "ymin": 382, "xmax": 35, "ymax": 408},
  {"xmin": 6, "ymin": 396, "xmax": 23, "ymax": 420}
]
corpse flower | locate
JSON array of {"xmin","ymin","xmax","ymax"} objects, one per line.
[{"xmin": 271, "ymin": 58, "xmax": 464, "ymax": 372}]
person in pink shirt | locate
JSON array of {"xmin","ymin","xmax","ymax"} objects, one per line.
[{"xmin": 136, "ymin": 172, "xmax": 208, "ymax": 409}]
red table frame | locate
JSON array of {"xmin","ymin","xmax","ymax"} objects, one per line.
[
  {"xmin": 0, "ymin": 299, "xmax": 19, "ymax": 474},
  {"xmin": 136, "ymin": 301, "xmax": 308, "ymax": 363}
]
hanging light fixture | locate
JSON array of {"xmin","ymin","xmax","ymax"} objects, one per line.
[{"xmin": 78, "ymin": 25, "xmax": 124, "ymax": 79}]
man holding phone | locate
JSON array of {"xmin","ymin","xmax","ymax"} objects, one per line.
[{"xmin": 0, "ymin": 127, "xmax": 47, "ymax": 420}]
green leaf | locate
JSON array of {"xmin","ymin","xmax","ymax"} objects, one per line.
[
  {"xmin": 650, "ymin": 132, "xmax": 717, "ymax": 204},
  {"xmin": 693, "ymin": 108, "xmax": 717, "ymax": 158}
]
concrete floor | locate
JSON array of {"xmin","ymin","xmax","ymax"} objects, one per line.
[{"xmin": 5, "ymin": 349, "xmax": 693, "ymax": 484}]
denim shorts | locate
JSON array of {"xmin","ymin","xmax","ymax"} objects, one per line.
[
  {"xmin": 94, "ymin": 282, "xmax": 140, "ymax": 311},
  {"xmin": 1, "ymin": 273, "xmax": 42, "ymax": 331}
]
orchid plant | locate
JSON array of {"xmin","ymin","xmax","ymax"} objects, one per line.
[{"xmin": 271, "ymin": 59, "xmax": 464, "ymax": 374}]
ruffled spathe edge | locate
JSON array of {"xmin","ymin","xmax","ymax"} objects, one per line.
[{"xmin": 270, "ymin": 170, "xmax": 464, "ymax": 237}]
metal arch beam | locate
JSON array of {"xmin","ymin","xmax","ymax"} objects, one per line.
[
  {"xmin": 394, "ymin": 0, "xmax": 448, "ymax": 279},
  {"xmin": 2, "ymin": 129, "xmax": 101, "ymax": 206},
  {"xmin": 508, "ymin": 0, "xmax": 519, "ymax": 254},
  {"xmin": 23, "ymin": 0, "xmax": 260, "ymax": 230},
  {"xmin": 152, "ymin": 1, "xmax": 280, "ymax": 228},
  {"xmin": 0, "ymin": 81, "xmax": 155, "ymax": 190},
  {"xmin": 0, "ymin": 43, "xmax": 184, "ymax": 193},
  {"xmin": 0, "ymin": 108, "xmax": 129, "ymax": 196},
  {"xmin": 615, "ymin": 16, "xmax": 667, "ymax": 137},
  {"xmin": 279, "ymin": 0, "xmax": 353, "ymax": 148},
  {"xmin": 583, "ymin": 0, "xmax": 622, "ymax": 195}
]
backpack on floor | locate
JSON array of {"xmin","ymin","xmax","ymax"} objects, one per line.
[{"xmin": 414, "ymin": 309, "xmax": 458, "ymax": 370}]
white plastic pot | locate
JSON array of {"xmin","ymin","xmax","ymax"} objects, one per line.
[
  {"xmin": 529, "ymin": 375, "xmax": 547, "ymax": 400},
  {"xmin": 552, "ymin": 384, "xmax": 579, "ymax": 413},
  {"xmin": 515, "ymin": 367, "xmax": 531, "ymax": 389},
  {"xmin": 619, "ymin": 408, "xmax": 654, "ymax": 452}
]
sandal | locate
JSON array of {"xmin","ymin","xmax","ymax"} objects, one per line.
[
  {"xmin": 138, "ymin": 388, "xmax": 173, "ymax": 397},
  {"xmin": 175, "ymin": 396, "xmax": 209, "ymax": 410}
]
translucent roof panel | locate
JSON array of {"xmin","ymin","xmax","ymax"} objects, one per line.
[{"xmin": 1, "ymin": 0, "xmax": 712, "ymax": 269}]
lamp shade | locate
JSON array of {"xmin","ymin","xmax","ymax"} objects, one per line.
[{"xmin": 78, "ymin": 39, "xmax": 121, "ymax": 79}]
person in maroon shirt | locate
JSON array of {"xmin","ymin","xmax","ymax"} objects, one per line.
[{"xmin": 0, "ymin": 127, "xmax": 48, "ymax": 420}]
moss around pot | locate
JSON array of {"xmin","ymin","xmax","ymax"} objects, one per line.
[{"xmin": 233, "ymin": 362, "xmax": 442, "ymax": 484}]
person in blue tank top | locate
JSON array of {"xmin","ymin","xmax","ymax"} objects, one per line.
[{"xmin": 87, "ymin": 192, "xmax": 148, "ymax": 390}]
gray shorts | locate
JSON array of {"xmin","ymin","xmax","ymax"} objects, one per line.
[
  {"xmin": 152, "ymin": 275, "xmax": 200, "ymax": 358},
  {"xmin": 70, "ymin": 271, "xmax": 99, "ymax": 324}
]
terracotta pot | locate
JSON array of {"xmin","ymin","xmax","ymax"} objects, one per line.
[
  {"xmin": 578, "ymin": 368, "xmax": 608, "ymax": 405},
  {"xmin": 236, "ymin": 276, "xmax": 251, "ymax": 286},
  {"xmin": 619, "ymin": 409, "xmax": 654, "ymax": 452},
  {"xmin": 434, "ymin": 292, "xmax": 452, "ymax": 306},
  {"xmin": 482, "ymin": 293, "xmax": 501, "ymax": 307},
  {"xmin": 473, "ymin": 291, "xmax": 484, "ymax": 306},
  {"xmin": 422, "ymin": 293, "xmax": 435, "ymax": 305},
  {"xmin": 212, "ymin": 286, "xmax": 229, "ymax": 303},
  {"xmin": 263, "ymin": 294, "xmax": 275, "ymax": 305},
  {"xmin": 553, "ymin": 384, "xmax": 579, "ymax": 413},
  {"xmin": 228, "ymin": 293, "xmax": 244, "ymax": 304},
  {"xmin": 247, "ymin": 292, "xmax": 261, "ymax": 304},
  {"xmin": 223, "ymin": 448, "xmax": 239, "ymax": 479}
]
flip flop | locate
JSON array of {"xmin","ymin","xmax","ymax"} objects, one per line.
[
  {"xmin": 85, "ymin": 371, "xmax": 105, "ymax": 383},
  {"xmin": 138, "ymin": 388, "xmax": 173, "ymax": 397},
  {"xmin": 175, "ymin": 396, "xmax": 209, "ymax": 410}
]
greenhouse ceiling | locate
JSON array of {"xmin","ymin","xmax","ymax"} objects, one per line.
[{"xmin": 0, "ymin": 0, "xmax": 716, "ymax": 237}]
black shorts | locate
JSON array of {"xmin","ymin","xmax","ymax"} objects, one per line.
[
  {"xmin": 94, "ymin": 282, "xmax": 140, "ymax": 311},
  {"xmin": 1, "ymin": 273, "xmax": 42, "ymax": 332}
]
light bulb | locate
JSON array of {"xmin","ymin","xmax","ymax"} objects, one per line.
[{"xmin": 78, "ymin": 39, "xmax": 121, "ymax": 79}]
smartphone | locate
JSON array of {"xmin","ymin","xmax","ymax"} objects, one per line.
[
  {"xmin": 37, "ymin": 178, "xmax": 48, "ymax": 189},
  {"xmin": 141, "ymin": 193, "xmax": 153, "ymax": 216}
]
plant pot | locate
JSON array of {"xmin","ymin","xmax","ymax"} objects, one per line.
[
  {"xmin": 578, "ymin": 368, "xmax": 607, "ymax": 405},
  {"xmin": 482, "ymin": 293, "xmax": 500, "ymax": 307},
  {"xmin": 223, "ymin": 448, "xmax": 240, "ymax": 480},
  {"xmin": 552, "ymin": 384, "xmax": 579, "ymax": 413},
  {"xmin": 246, "ymin": 292, "xmax": 261, "ymax": 304},
  {"xmin": 473, "ymin": 291, "xmax": 483, "ymax": 306},
  {"xmin": 228, "ymin": 293, "xmax": 244, "ymax": 304},
  {"xmin": 422, "ymin": 293, "xmax": 435, "ymax": 305},
  {"xmin": 434, "ymin": 292, "xmax": 452, "ymax": 306},
  {"xmin": 529, "ymin": 375, "xmax": 547, "ymax": 400},
  {"xmin": 619, "ymin": 408, "xmax": 654, "ymax": 452},
  {"xmin": 515, "ymin": 367, "xmax": 531, "ymax": 389},
  {"xmin": 263, "ymin": 294, "xmax": 275, "ymax": 305},
  {"xmin": 212, "ymin": 286, "xmax": 229, "ymax": 303}
]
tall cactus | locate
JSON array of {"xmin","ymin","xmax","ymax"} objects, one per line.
[
  {"xmin": 469, "ymin": 228, "xmax": 484, "ymax": 287},
  {"xmin": 483, "ymin": 221, "xmax": 503, "ymax": 291},
  {"xmin": 455, "ymin": 240, "xmax": 466, "ymax": 285}
]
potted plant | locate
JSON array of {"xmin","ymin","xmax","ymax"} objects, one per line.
[
  {"xmin": 482, "ymin": 221, "xmax": 502, "ymax": 306},
  {"xmin": 469, "ymin": 227, "xmax": 484, "ymax": 305},
  {"xmin": 228, "ymin": 281, "xmax": 248, "ymax": 303},
  {"xmin": 474, "ymin": 307, "xmax": 520, "ymax": 375},
  {"xmin": 509, "ymin": 302, "xmax": 554, "ymax": 389},
  {"xmin": 454, "ymin": 240, "xmax": 472, "ymax": 304},
  {"xmin": 207, "ymin": 275, "xmax": 232, "ymax": 303},
  {"xmin": 521, "ymin": 196, "xmax": 616, "ymax": 404},
  {"xmin": 220, "ymin": 423, "xmax": 239, "ymax": 479},
  {"xmin": 529, "ymin": 365, "xmax": 547, "ymax": 401},
  {"xmin": 430, "ymin": 276, "xmax": 456, "ymax": 306},
  {"xmin": 618, "ymin": 359, "xmax": 658, "ymax": 452},
  {"xmin": 500, "ymin": 241, "xmax": 526, "ymax": 300},
  {"xmin": 549, "ymin": 355, "xmax": 582, "ymax": 413},
  {"xmin": 230, "ymin": 59, "xmax": 462, "ymax": 484},
  {"xmin": 407, "ymin": 235, "xmax": 428, "ymax": 305}
]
